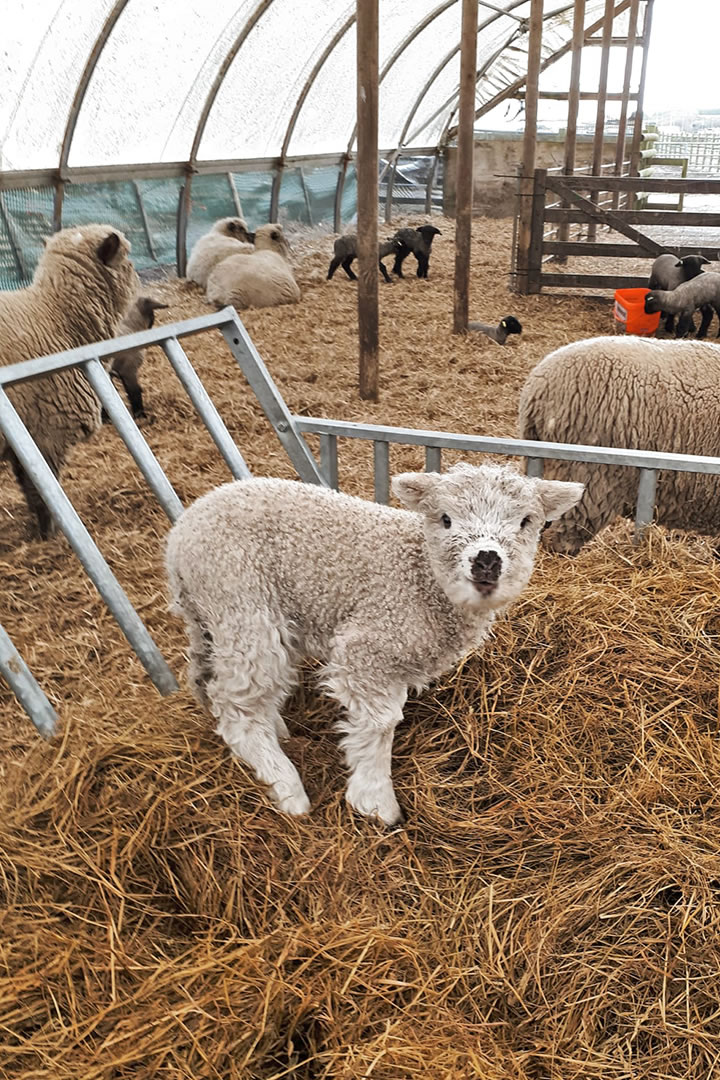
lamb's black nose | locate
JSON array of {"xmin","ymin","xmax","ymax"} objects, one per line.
[{"xmin": 471, "ymin": 549, "xmax": 502, "ymax": 582}]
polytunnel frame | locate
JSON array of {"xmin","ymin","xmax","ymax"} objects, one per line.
[{"xmin": 0, "ymin": 0, "xmax": 628, "ymax": 261}]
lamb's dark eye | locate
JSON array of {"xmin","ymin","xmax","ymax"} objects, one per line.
[
  {"xmin": 521, "ymin": 515, "xmax": 532, "ymax": 529},
  {"xmin": 441, "ymin": 514, "xmax": 452, "ymax": 529}
]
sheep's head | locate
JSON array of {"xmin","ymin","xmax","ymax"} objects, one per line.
[
  {"xmin": 644, "ymin": 291, "xmax": 663, "ymax": 314},
  {"xmin": 215, "ymin": 217, "xmax": 254, "ymax": 243},
  {"xmin": 254, "ymin": 223, "xmax": 291, "ymax": 258},
  {"xmin": 35, "ymin": 225, "xmax": 138, "ymax": 314},
  {"xmin": 392, "ymin": 462, "xmax": 583, "ymax": 613},
  {"xmin": 135, "ymin": 296, "xmax": 169, "ymax": 328},
  {"xmin": 416, "ymin": 225, "xmax": 442, "ymax": 244},
  {"xmin": 678, "ymin": 254, "xmax": 710, "ymax": 279},
  {"xmin": 500, "ymin": 316, "xmax": 523, "ymax": 336}
]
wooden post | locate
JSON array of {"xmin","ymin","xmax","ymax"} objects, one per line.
[
  {"xmin": 356, "ymin": 0, "xmax": 379, "ymax": 401},
  {"xmin": 629, "ymin": 0, "xmax": 655, "ymax": 177},
  {"xmin": 515, "ymin": 0, "xmax": 544, "ymax": 295},
  {"xmin": 588, "ymin": 0, "xmax": 615, "ymax": 241},
  {"xmin": 613, "ymin": 0, "xmax": 640, "ymax": 209},
  {"xmin": 557, "ymin": 0, "xmax": 586, "ymax": 259},
  {"xmin": 452, "ymin": 0, "xmax": 479, "ymax": 333}
]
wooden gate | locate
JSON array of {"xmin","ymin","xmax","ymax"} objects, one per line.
[{"xmin": 518, "ymin": 168, "xmax": 720, "ymax": 294}]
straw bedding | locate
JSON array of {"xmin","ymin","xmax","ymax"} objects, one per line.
[{"xmin": 2, "ymin": 217, "xmax": 720, "ymax": 1079}]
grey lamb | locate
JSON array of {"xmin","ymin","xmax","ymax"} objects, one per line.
[
  {"xmin": 645, "ymin": 271, "xmax": 720, "ymax": 338},
  {"xmin": 647, "ymin": 253, "xmax": 710, "ymax": 334},
  {"xmin": 327, "ymin": 233, "xmax": 402, "ymax": 284},
  {"xmin": 391, "ymin": 225, "xmax": 442, "ymax": 279},
  {"xmin": 468, "ymin": 316, "xmax": 523, "ymax": 344},
  {"xmin": 106, "ymin": 296, "xmax": 168, "ymax": 420}
]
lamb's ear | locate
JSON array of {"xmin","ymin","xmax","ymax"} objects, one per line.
[
  {"xmin": 392, "ymin": 471, "xmax": 438, "ymax": 509},
  {"xmin": 534, "ymin": 479, "xmax": 585, "ymax": 521},
  {"xmin": 97, "ymin": 232, "xmax": 122, "ymax": 267}
]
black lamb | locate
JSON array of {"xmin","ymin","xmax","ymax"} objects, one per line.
[
  {"xmin": 391, "ymin": 224, "xmax": 442, "ymax": 279},
  {"xmin": 327, "ymin": 234, "xmax": 402, "ymax": 284}
]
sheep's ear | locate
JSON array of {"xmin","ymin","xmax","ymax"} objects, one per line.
[
  {"xmin": 148, "ymin": 299, "xmax": 169, "ymax": 311},
  {"xmin": 247, "ymin": 232, "xmax": 256, "ymax": 242},
  {"xmin": 392, "ymin": 471, "xmax": 438, "ymax": 509},
  {"xmin": 534, "ymin": 479, "xmax": 585, "ymax": 521},
  {"xmin": 97, "ymin": 232, "xmax": 122, "ymax": 266},
  {"xmin": 674, "ymin": 260, "xmax": 683, "ymax": 268}
]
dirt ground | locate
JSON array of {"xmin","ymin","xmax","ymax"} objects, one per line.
[{"xmin": 2, "ymin": 216, "xmax": 720, "ymax": 1080}]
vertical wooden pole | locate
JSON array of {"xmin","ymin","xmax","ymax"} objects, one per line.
[
  {"xmin": 588, "ymin": 0, "xmax": 615, "ymax": 240},
  {"xmin": 557, "ymin": 0, "xmax": 585, "ymax": 259},
  {"xmin": 613, "ymin": 0, "xmax": 640, "ymax": 209},
  {"xmin": 452, "ymin": 0, "xmax": 479, "ymax": 333},
  {"xmin": 515, "ymin": 0, "xmax": 544, "ymax": 295},
  {"xmin": 629, "ymin": 0, "xmax": 655, "ymax": 177},
  {"xmin": 356, "ymin": 0, "xmax": 379, "ymax": 401}
]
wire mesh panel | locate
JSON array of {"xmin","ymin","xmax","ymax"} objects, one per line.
[
  {"xmin": 62, "ymin": 180, "xmax": 153, "ymax": 266},
  {"xmin": 0, "ymin": 186, "xmax": 54, "ymax": 290},
  {"xmin": 136, "ymin": 177, "xmax": 183, "ymax": 267}
]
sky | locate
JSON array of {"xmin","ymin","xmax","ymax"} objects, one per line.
[{"xmin": 644, "ymin": 0, "xmax": 720, "ymax": 111}]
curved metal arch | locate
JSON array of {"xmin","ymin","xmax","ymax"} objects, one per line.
[
  {"xmin": 270, "ymin": 8, "xmax": 356, "ymax": 221},
  {"xmin": 54, "ymin": 0, "xmax": 132, "ymax": 228},
  {"xmin": 381, "ymin": 0, "xmax": 529, "ymax": 220},
  {"xmin": 188, "ymin": 0, "xmax": 276, "ymax": 166}
]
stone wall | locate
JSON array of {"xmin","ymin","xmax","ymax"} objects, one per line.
[{"xmin": 442, "ymin": 131, "xmax": 621, "ymax": 217}]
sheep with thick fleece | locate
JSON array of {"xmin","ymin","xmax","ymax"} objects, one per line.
[
  {"xmin": 205, "ymin": 223, "xmax": 300, "ymax": 310},
  {"xmin": 518, "ymin": 335, "xmax": 720, "ymax": 554},
  {"xmin": 165, "ymin": 465, "xmax": 583, "ymax": 824},
  {"xmin": 106, "ymin": 296, "xmax": 168, "ymax": 419},
  {"xmin": 185, "ymin": 217, "xmax": 255, "ymax": 288},
  {"xmin": 645, "ymin": 271, "xmax": 720, "ymax": 338},
  {"xmin": 0, "ymin": 225, "xmax": 138, "ymax": 537},
  {"xmin": 647, "ymin": 253, "xmax": 710, "ymax": 334}
]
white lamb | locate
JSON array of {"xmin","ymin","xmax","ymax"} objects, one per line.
[
  {"xmin": 185, "ymin": 217, "xmax": 255, "ymax": 289},
  {"xmin": 165, "ymin": 465, "xmax": 583, "ymax": 825},
  {"xmin": 205, "ymin": 223, "xmax": 300, "ymax": 310}
]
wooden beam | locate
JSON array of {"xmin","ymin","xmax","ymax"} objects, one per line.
[
  {"xmin": 614, "ymin": 0, "xmax": 641, "ymax": 193},
  {"xmin": 546, "ymin": 175, "xmax": 720, "ymax": 193},
  {"xmin": 556, "ymin": 0, "xmax": 585, "ymax": 261},
  {"xmin": 540, "ymin": 272, "xmax": 649, "ymax": 288},
  {"xmin": 547, "ymin": 177, "xmax": 666, "ymax": 254},
  {"xmin": 630, "ymin": 0, "xmax": 655, "ymax": 176},
  {"xmin": 589, "ymin": 0, "xmax": 616, "ymax": 241},
  {"xmin": 453, "ymin": 0, "xmax": 479, "ymax": 333},
  {"xmin": 515, "ymin": 0, "xmax": 544, "ymax": 294},
  {"xmin": 543, "ymin": 240, "xmax": 720, "ymax": 259},
  {"xmin": 544, "ymin": 208, "xmax": 720, "ymax": 228},
  {"xmin": 356, "ymin": 0, "xmax": 379, "ymax": 401}
]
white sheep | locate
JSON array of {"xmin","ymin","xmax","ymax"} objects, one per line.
[
  {"xmin": 185, "ymin": 217, "xmax": 255, "ymax": 289},
  {"xmin": 106, "ymin": 296, "xmax": 168, "ymax": 419},
  {"xmin": 205, "ymin": 223, "xmax": 300, "ymax": 311},
  {"xmin": 645, "ymin": 271, "xmax": 720, "ymax": 338},
  {"xmin": 518, "ymin": 335, "xmax": 720, "ymax": 554},
  {"xmin": 165, "ymin": 465, "xmax": 583, "ymax": 824},
  {"xmin": 647, "ymin": 253, "xmax": 710, "ymax": 335},
  {"xmin": 0, "ymin": 225, "xmax": 138, "ymax": 537}
]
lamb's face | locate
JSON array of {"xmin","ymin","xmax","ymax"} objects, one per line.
[
  {"xmin": 392, "ymin": 463, "xmax": 583, "ymax": 612},
  {"xmin": 216, "ymin": 217, "xmax": 253, "ymax": 243},
  {"xmin": 254, "ymin": 224, "xmax": 291, "ymax": 258},
  {"xmin": 644, "ymin": 291, "xmax": 662, "ymax": 314}
]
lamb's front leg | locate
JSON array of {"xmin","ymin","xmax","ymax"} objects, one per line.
[{"xmin": 323, "ymin": 651, "xmax": 407, "ymax": 825}]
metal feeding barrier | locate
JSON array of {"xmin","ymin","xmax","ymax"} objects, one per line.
[{"xmin": 4, "ymin": 307, "xmax": 720, "ymax": 737}]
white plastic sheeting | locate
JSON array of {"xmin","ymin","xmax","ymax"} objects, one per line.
[{"xmin": 2, "ymin": 0, "xmax": 615, "ymax": 173}]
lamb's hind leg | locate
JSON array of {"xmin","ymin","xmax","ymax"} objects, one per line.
[
  {"xmin": 322, "ymin": 632, "xmax": 407, "ymax": 826},
  {"xmin": 207, "ymin": 615, "xmax": 310, "ymax": 815}
]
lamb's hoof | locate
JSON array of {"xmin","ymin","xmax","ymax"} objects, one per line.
[
  {"xmin": 346, "ymin": 781, "xmax": 403, "ymax": 826},
  {"xmin": 271, "ymin": 786, "xmax": 311, "ymax": 816}
]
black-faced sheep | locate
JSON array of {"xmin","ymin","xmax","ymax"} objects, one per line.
[
  {"xmin": 518, "ymin": 335, "xmax": 720, "ymax": 554},
  {"xmin": 205, "ymin": 223, "xmax": 300, "ymax": 311},
  {"xmin": 0, "ymin": 225, "xmax": 138, "ymax": 538},
  {"xmin": 645, "ymin": 272, "xmax": 720, "ymax": 338},
  {"xmin": 468, "ymin": 316, "xmax": 523, "ymax": 344},
  {"xmin": 104, "ymin": 297, "xmax": 168, "ymax": 420},
  {"xmin": 327, "ymin": 234, "xmax": 403, "ymax": 284},
  {"xmin": 165, "ymin": 465, "xmax": 583, "ymax": 824},
  {"xmin": 391, "ymin": 225, "xmax": 442, "ymax": 279},
  {"xmin": 186, "ymin": 218, "xmax": 255, "ymax": 289},
  {"xmin": 647, "ymin": 253, "xmax": 710, "ymax": 334}
]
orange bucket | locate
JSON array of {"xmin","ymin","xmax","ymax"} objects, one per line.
[{"xmin": 613, "ymin": 287, "xmax": 660, "ymax": 336}]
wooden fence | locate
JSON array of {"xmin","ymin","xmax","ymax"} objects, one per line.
[{"xmin": 519, "ymin": 169, "xmax": 720, "ymax": 293}]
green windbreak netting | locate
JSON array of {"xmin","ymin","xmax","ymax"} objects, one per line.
[{"xmin": 0, "ymin": 167, "xmax": 356, "ymax": 290}]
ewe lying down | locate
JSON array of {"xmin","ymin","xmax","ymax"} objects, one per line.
[{"xmin": 166, "ymin": 465, "xmax": 583, "ymax": 825}]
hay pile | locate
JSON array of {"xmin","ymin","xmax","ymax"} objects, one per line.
[{"xmin": 2, "ymin": 216, "xmax": 720, "ymax": 1079}]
